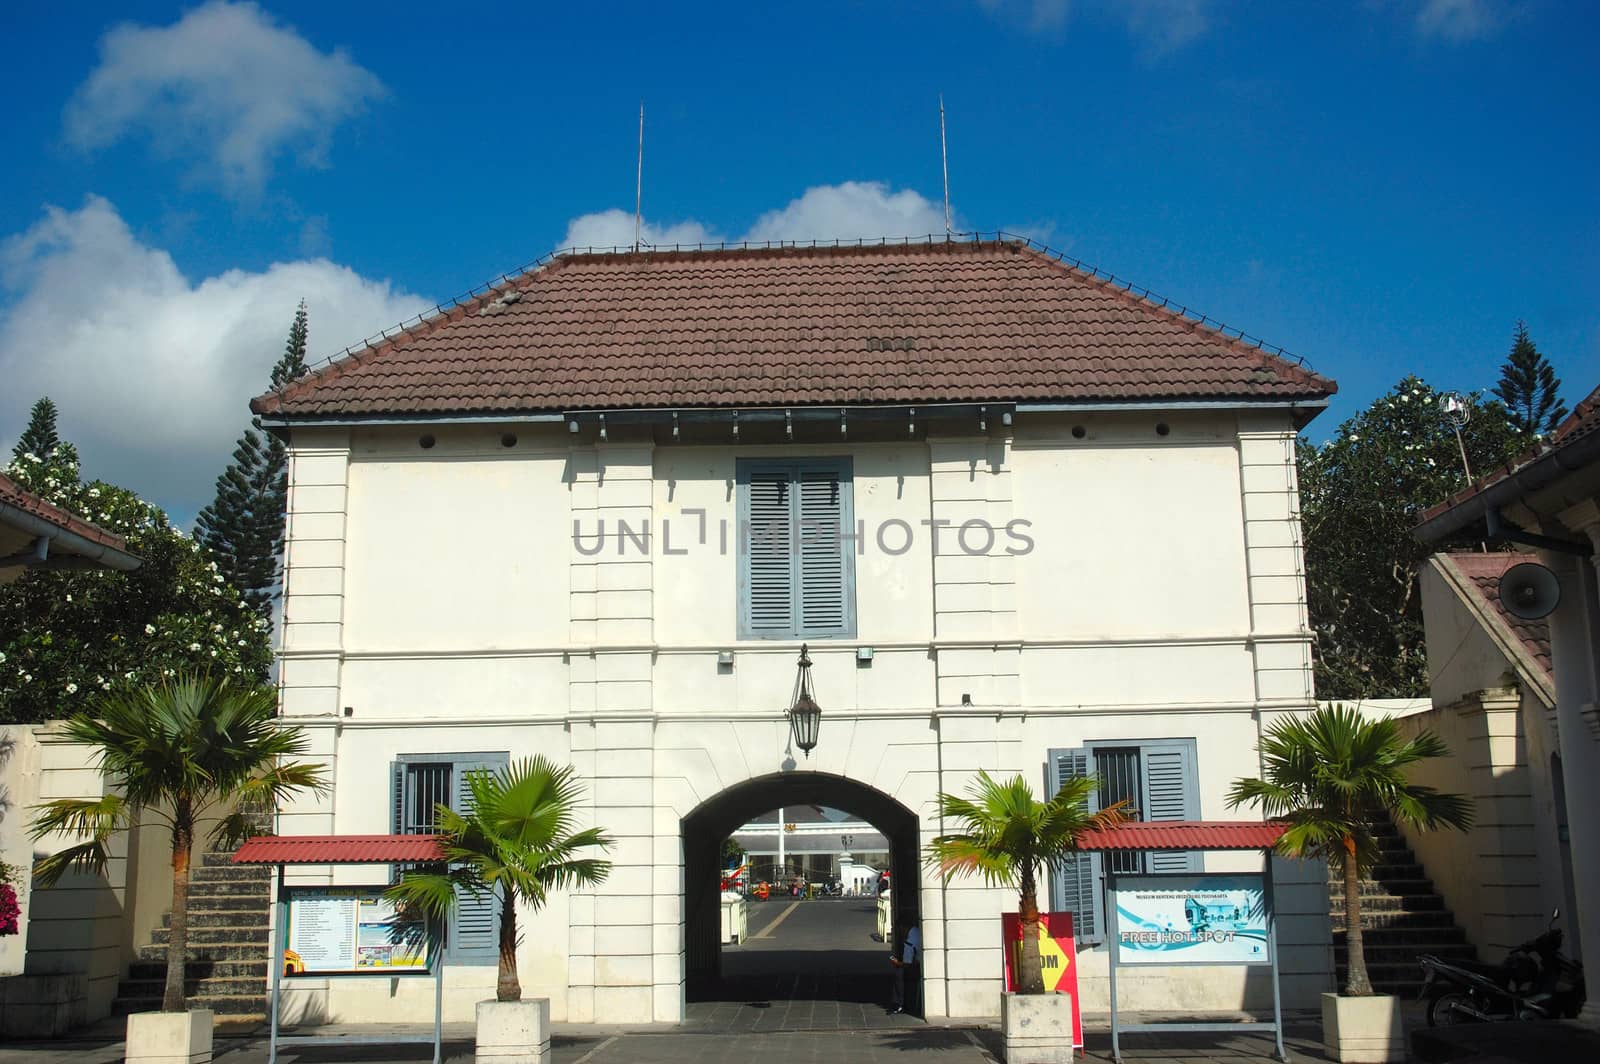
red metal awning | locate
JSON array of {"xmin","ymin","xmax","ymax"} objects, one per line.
[
  {"xmin": 1074, "ymin": 821, "xmax": 1287, "ymax": 852},
  {"xmin": 232, "ymin": 834, "xmax": 446, "ymax": 865}
]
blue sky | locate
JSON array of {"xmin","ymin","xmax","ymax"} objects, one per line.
[{"xmin": 1, "ymin": 0, "xmax": 1595, "ymax": 520}]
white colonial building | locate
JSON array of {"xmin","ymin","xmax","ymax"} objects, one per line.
[{"xmin": 252, "ymin": 238, "xmax": 1338, "ymax": 1024}]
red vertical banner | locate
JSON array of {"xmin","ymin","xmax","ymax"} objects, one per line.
[{"xmin": 1001, "ymin": 911, "xmax": 1083, "ymax": 1049}]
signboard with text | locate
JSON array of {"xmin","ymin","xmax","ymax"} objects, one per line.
[
  {"xmin": 282, "ymin": 887, "xmax": 431, "ymax": 977},
  {"xmin": 1001, "ymin": 912, "xmax": 1083, "ymax": 1049},
  {"xmin": 1110, "ymin": 873, "xmax": 1270, "ymax": 966}
]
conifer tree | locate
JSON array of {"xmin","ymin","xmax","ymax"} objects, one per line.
[
  {"xmin": 1492, "ymin": 322, "xmax": 1568, "ymax": 441},
  {"xmin": 196, "ymin": 301, "xmax": 310, "ymax": 617},
  {"xmin": 12, "ymin": 397, "xmax": 61, "ymax": 461}
]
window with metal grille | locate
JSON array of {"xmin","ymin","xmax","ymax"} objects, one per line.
[
  {"xmin": 391, "ymin": 752, "xmax": 509, "ymax": 964},
  {"xmin": 736, "ymin": 458, "xmax": 856, "ymax": 639},
  {"xmin": 1044, "ymin": 739, "xmax": 1201, "ymax": 944}
]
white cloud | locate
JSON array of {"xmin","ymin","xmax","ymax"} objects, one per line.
[
  {"xmin": 561, "ymin": 181, "xmax": 955, "ymax": 252},
  {"xmin": 0, "ymin": 196, "xmax": 426, "ymax": 517},
  {"xmin": 1415, "ymin": 0, "xmax": 1504, "ymax": 41},
  {"xmin": 560, "ymin": 209, "xmax": 722, "ymax": 251},
  {"xmin": 744, "ymin": 183, "xmax": 952, "ymax": 243},
  {"xmin": 64, "ymin": 1, "xmax": 384, "ymax": 195},
  {"xmin": 977, "ymin": 0, "xmax": 1213, "ymax": 52}
]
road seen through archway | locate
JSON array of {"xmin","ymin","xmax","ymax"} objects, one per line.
[{"xmin": 686, "ymin": 895, "xmax": 920, "ymax": 1031}]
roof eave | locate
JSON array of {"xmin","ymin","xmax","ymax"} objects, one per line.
[{"xmin": 1415, "ymin": 426, "xmax": 1600, "ymax": 544}]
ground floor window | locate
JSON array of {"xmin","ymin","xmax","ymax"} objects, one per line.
[
  {"xmin": 391, "ymin": 752, "xmax": 509, "ymax": 963},
  {"xmin": 1045, "ymin": 738, "xmax": 1201, "ymax": 942}
]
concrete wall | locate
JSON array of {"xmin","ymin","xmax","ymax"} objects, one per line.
[
  {"xmin": 0, "ymin": 723, "xmax": 177, "ymax": 1028},
  {"xmin": 274, "ymin": 407, "xmax": 1328, "ymax": 1023},
  {"xmin": 1410, "ymin": 560, "xmax": 1576, "ymax": 958}
]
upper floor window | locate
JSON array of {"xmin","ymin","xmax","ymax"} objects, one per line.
[{"xmin": 736, "ymin": 457, "xmax": 856, "ymax": 640}]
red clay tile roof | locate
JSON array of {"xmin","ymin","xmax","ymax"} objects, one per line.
[
  {"xmin": 1074, "ymin": 821, "xmax": 1287, "ymax": 852},
  {"xmin": 1439, "ymin": 552, "xmax": 1554, "ymax": 683},
  {"xmin": 1421, "ymin": 381, "xmax": 1600, "ymax": 525},
  {"xmin": 232, "ymin": 834, "xmax": 446, "ymax": 865},
  {"xmin": 252, "ymin": 240, "xmax": 1335, "ymax": 419},
  {"xmin": 0, "ymin": 471, "xmax": 130, "ymax": 553}
]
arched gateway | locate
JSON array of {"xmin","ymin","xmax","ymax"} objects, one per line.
[{"xmin": 681, "ymin": 772, "xmax": 921, "ymax": 998}]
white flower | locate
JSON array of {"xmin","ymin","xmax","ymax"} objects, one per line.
[
  {"xmin": 124, "ymin": 671, "xmax": 135, "ymax": 679},
  {"xmin": 0, "ymin": 651, "xmax": 6, "ymax": 664},
  {"xmin": 210, "ymin": 649, "xmax": 218, "ymax": 657},
  {"xmin": 22, "ymin": 673, "xmax": 32, "ymax": 683},
  {"xmin": 88, "ymin": 488, "xmax": 100, "ymax": 498},
  {"xmin": 188, "ymin": 642, "xmax": 202, "ymax": 652},
  {"xmin": 65, "ymin": 683, "xmax": 77, "ymax": 694},
  {"xmin": 1349, "ymin": 433, "xmax": 1360, "ymax": 441},
  {"xmin": 102, "ymin": 682, "xmax": 113, "ymax": 691},
  {"xmin": 65, "ymin": 594, "xmax": 72, "ymax": 602},
  {"xmin": 144, "ymin": 624, "xmax": 156, "ymax": 635}
]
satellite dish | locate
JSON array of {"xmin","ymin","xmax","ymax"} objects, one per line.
[{"xmin": 1499, "ymin": 562, "xmax": 1560, "ymax": 620}]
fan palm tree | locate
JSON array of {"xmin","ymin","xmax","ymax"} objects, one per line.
[
  {"xmin": 927, "ymin": 770, "xmax": 1127, "ymax": 994},
  {"xmin": 385, "ymin": 756, "xmax": 613, "ymax": 1003},
  {"xmin": 1227, "ymin": 704, "xmax": 1471, "ymax": 996},
  {"xmin": 29, "ymin": 676, "xmax": 327, "ymax": 1013}
]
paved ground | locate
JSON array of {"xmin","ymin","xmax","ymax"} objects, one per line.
[{"xmin": 0, "ymin": 1022, "xmax": 1337, "ymax": 1063}]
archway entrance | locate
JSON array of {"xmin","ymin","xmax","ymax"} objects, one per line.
[{"xmin": 683, "ymin": 772, "xmax": 922, "ymax": 1023}]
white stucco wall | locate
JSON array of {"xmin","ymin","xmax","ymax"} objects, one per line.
[{"xmin": 273, "ymin": 407, "xmax": 1329, "ymax": 1024}]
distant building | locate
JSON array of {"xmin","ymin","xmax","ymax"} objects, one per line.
[{"xmin": 730, "ymin": 806, "xmax": 889, "ymax": 882}]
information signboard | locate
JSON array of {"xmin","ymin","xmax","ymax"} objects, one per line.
[
  {"xmin": 1110, "ymin": 873, "xmax": 1269, "ymax": 966},
  {"xmin": 1000, "ymin": 912, "xmax": 1083, "ymax": 1049},
  {"xmin": 282, "ymin": 887, "xmax": 429, "ymax": 977}
]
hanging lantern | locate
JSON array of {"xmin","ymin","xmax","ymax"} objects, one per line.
[{"xmin": 788, "ymin": 644, "xmax": 822, "ymax": 756}]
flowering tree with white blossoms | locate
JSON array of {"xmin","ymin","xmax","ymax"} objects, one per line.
[
  {"xmin": 1299, "ymin": 376, "xmax": 1522, "ymax": 700},
  {"xmin": 0, "ymin": 439, "xmax": 271, "ymax": 724}
]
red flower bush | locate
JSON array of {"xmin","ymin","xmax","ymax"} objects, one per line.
[{"xmin": 0, "ymin": 883, "xmax": 19, "ymax": 937}]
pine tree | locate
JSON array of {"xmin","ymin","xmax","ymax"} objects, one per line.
[
  {"xmin": 1492, "ymin": 322, "xmax": 1568, "ymax": 441},
  {"xmin": 196, "ymin": 302, "xmax": 310, "ymax": 617},
  {"xmin": 12, "ymin": 397, "xmax": 61, "ymax": 461}
]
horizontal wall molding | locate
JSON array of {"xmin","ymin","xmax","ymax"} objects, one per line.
[{"xmin": 292, "ymin": 630, "xmax": 1311, "ymax": 662}]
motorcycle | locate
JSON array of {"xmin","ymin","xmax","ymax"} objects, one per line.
[{"xmin": 1420, "ymin": 910, "xmax": 1585, "ymax": 1026}]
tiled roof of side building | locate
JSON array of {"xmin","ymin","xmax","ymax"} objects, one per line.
[
  {"xmin": 252, "ymin": 239, "xmax": 1336, "ymax": 419},
  {"xmin": 1421, "ymin": 380, "xmax": 1600, "ymax": 525},
  {"xmin": 1439, "ymin": 552, "xmax": 1553, "ymax": 683},
  {"xmin": 0, "ymin": 471, "xmax": 130, "ymax": 552}
]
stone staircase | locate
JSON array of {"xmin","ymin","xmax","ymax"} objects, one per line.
[
  {"xmin": 1330, "ymin": 813, "xmax": 1475, "ymax": 997},
  {"xmin": 111, "ymin": 848, "xmax": 271, "ymax": 1027}
]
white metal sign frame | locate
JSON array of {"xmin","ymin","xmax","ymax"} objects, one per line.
[
  {"xmin": 267, "ymin": 867, "xmax": 445, "ymax": 1064},
  {"xmin": 1104, "ymin": 865, "xmax": 1287, "ymax": 1064}
]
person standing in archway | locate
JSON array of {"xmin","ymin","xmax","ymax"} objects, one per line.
[{"xmin": 887, "ymin": 922, "xmax": 920, "ymax": 1015}]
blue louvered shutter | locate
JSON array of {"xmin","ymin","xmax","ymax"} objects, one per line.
[
  {"xmin": 449, "ymin": 755, "xmax": 509, "ymax": 963},
  {"xmin": 796, "ymin": 466, "xmax": 853, "ymax": 637},
  {"xmin": 1047, "ymin": 748, "xmax": 1103, "ymax": 942},
  {"xmin": 741, "ymin": 467, "xmax": 795, "ymax": 636},
  {"xmin": 1142, "ymin": 741, "xmax": 1202, "ymax": 874},
  {"xmin": 738, "ymin": 459, "xmax": 855, "ymax": 639}
]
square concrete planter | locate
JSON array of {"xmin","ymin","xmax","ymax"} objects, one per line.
[
  {"xmin": 124, "ymin": 1009, "xmax": 213, "ymax": 1064},
  {"xmin": 1002, "ymin": 991, "xmax": 1074, "ymax": 1063},
  {"xmin": 476, "ymin": 998, "xmax": 551, "ymax": 1064},
  {"xmin": 1321, "ymin": 992, "xmax": 1404, "ymax": 1063}
]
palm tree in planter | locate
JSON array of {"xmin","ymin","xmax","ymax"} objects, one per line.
[
  {"xmin": 385, "ymin": 756, "xmax": 613, "ymax": 1005},
  {"xmin": 1227, "ymin": 705, "xmax": 1470, "ymax": 1058},
  {"xmin": 30, "ymin": 676, "xmax": 326, "ymax": 1026},
  {"xmin": 928, "ymin": 771, "xmax": 1127, "ymax": 1009}
]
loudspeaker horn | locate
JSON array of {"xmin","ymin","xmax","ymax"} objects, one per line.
[{"xmin": 1498, "ymin": 562, "xmax": 1561, "ymax": 620}]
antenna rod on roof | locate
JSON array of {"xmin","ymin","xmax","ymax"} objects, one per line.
[
  {"xmin": 635, "ymin": 101, "xmax": 645, "ymax": 252},
  {"xmin": 939, "ymin": 94, "xmax": 952, "ymax": 238}
]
